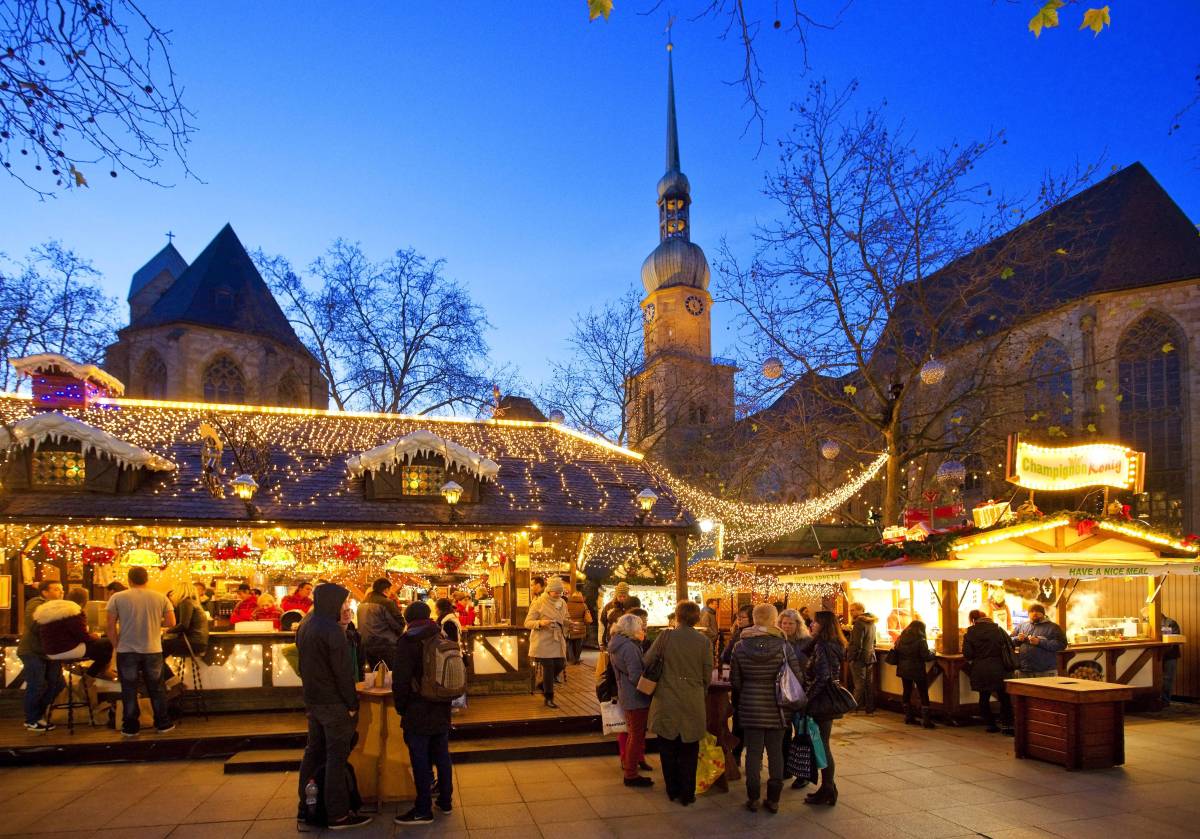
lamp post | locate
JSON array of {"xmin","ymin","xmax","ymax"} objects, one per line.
[
  {"xmin": 231, "ymin": 473, "xmax": 259, "ymax": 518},
  {"xmin": 441, "ymin": 480, "xmax": 464, "ymax": 523}
]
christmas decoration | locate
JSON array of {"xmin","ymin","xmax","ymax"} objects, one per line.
[
  {"xmin": 0, "ymin": 412, "xmax": 175, "ymax": 471},
  {"xmin": 935, "ymin": 460, "xmax": 966, "ymax": 488},
  {"xmin": 82, "ymin": 546, "xmax": 115, "ymax": 565},
  {"xmin": 331, "ymin": 540, "xmax": 362, "ymax": 563},
  {"xmin": 820, "ymin": 440, "xmax": 841, "ymax": 461},
  {"xmin": 919, "ymin": 357, "xmax": 946, "ymax": 385},
  {"xmin": 762, "ymin": 357, "xmax": 784, "ymax": 380}
]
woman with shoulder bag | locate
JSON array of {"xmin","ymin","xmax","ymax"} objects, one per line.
[
  {"xmin": 803, "ymin": 610, "xmax": 853, "ymax": 807},
  {"xmin": 894, "ymin": 620, "xmax": 937, "ymax": 729},
  {"xmin": 609, "ymin": 613, "xmax": 654, "ymax": 786},
  {"xmin": 524, "ymin": 578, "xmax": 569, "ymax": 708}
]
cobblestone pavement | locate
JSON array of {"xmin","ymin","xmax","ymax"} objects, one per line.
[{"xmin": 2, "ymin": 705, "xmax": 1198, "ymax": 838}]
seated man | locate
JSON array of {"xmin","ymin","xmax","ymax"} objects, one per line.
[{"xmin": 17, "ymin": 580, "xmax": 65, "ymax": 732}]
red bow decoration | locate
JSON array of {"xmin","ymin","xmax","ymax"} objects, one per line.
[
  {"xmin": 332, "ymin": 541, "xmax": 362, "ymax": 563},
  {"xmin": 436, "ymin": 552, "xmax": 465, "ymax": 573},
  {"xmin": 1121, "ymin": 504, "xmax": 1132, "ymax": 520},
  {"xmin": 1076, "ymin": 519, "xmax": 1097, "ymax": 537},
  {"xmin": 82, "ymin": 546, "xmax": 115, "ymax": 566},
  {"xmin": 1183, "ymin": 534, "xmax": 1198, "ymax": 548},
  {"xmin": 211, "ymin": 543, "xmax": 251, "ymax": 561},
  {"xmin": 830, "ymin": 549, "xmax": 839, "ymax": 561}
]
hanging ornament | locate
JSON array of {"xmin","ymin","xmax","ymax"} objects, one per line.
[
  {"xmin": 920, "ymin": 358, "xmax": 947, "ymax": 385},
  {"xmin": 762, "ymin": 357, "xmax": 784, "ymax": 380},
  {"xmin": 820, "ymin": 440, "xmax": 841, "ymax": 461},
  {"xmin": 935, "ymin": 460, "xmax": 966, "ymax": 488},
  {"xmin": 332, "ymin": 540, "xmax": 362, "ymax": 563},
  {"xmin": 211, "ymin": 540, "xmax": 251, "ymax": 561},
  {"xmin": 385, "ymin": 554, "xmax": 420, "ymax": 574},
  {"xmin": 82, "ymin": 547, "xmax": 115, "ymax": 566},
  {"xmin": 124, "ymin": 548, "xmax": 161, "ymax": 567},
  {"xmin": 548, "ymin": 409, "xmax": 565, "ymax": 424},
  {"xmin": 260, "ymin": 547, "xmax": 295, "ymax": 568}
]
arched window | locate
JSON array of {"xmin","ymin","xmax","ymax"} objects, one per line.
[
  {"xmin": 1118, "ymin": 314, "xmax": 1187, "ymax": 528},
  {"xmin": 135, "ymin": 349, "xmax": 167, "ymax": 399},
  {"xmin": 277, "ymin": 370, "xmax": 304, "ymax": 406},
  {"xmin": 1026, "ymin": 339, "xmax": 1073, "ymax": 433},
  {"xmin": 203, "ymin": 355, "xmax": 246, "ymax": 404}
]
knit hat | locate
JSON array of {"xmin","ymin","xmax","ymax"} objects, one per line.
[
  {"xmin": 615, "ymin": 581, "xmax": 630, "ymax": 598},
  {"xmin": 405, "ymin": 601, "xmax": 431, "ymax": 622},
  {"xmin": 548, "ymin": 577, "xmax": 565, "ymax": 593}
]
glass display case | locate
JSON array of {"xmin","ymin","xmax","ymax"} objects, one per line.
[{"xmin": 1071, "ymin": 616, "xmax": 1144, "ymax": 645}]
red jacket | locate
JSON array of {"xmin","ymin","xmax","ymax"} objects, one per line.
[
  {"xmin": 455, "ymin": 601, "xmax": 476, "ymax": 627},
  {"xmin": 253, "ymin": 605, "xmax": 282, "ymax": 630},
  {"xmin": 230, "ymin": 596, "xmax": 258, "ymax": 625},
  {"xmin": 34, "ymin": 599, "xmax": 91, "ymax": 656},
  {"xmin": 281, "ymin": 593, "xmax": 313, "ymax": 613}
]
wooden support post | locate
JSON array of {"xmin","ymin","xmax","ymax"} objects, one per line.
[
  {"xmin": 673, "ymin": 532, "xmax": 689, "ymax": 604},
  {"xmin": 940, "ymin": 580, "xmax": 960, "ymax": 655},
  {"xmin": 513, "ymin": 530, "xmax": 531, "ymax": 627},
  {"xmin": 1147, "ymin": 575, "xmax": 1163, "ymax": 641},
  {"xmin": 568, "ymin": 534, "xmax": 580, "ymax": 595}
]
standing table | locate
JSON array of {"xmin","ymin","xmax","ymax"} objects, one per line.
[
  {"xmin": 1006, "ymin": 677, "xmax": 1134, "ymax": 770},
  {"xmin": 349, "ymin": 684, "xmax": 415, "ymax": 806}
]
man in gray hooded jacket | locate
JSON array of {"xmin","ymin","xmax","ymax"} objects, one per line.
[{"xmin": 296, "ymin": 583, "xmax": 370, "ymax": 830}]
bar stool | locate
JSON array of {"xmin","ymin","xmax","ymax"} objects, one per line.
[
  {"xmin": 45, "ymin": 647, "xmax": 95, "ymax": 734},
  {"xmin": 171, "ymin": 636, "xmax": 209, "ymax": 721}
]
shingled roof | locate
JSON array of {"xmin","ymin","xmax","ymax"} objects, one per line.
[
  {"xmin": 123, "ymin": 224, "xmax": 313, "ymax": 358},
  {"xmin": 128, "ymin": 242, "xmax": 188, "ymax": 302},
  {"xmin": 0, "ymin": 397, "xmax": 690, "ymax": 532}
]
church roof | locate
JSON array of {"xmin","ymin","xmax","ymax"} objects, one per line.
[
  {"xmin": 125, "ymin": 224, "xmax": 312, "ymax": 358},
  {"xmin": 128, "ymin": 242, "xmax": 188, "ymax": 302}
]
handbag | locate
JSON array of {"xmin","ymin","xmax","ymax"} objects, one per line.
[
  {"xmin": 1001, "ymin": 634, "xmax": 1020, "ymax": 672},
  {"xmin": 805, "ymin": 643, "xmax": 858, "ymax": 718},
  {"xmin": 884, "ymin": 647, "xmax": 899, "ymax": 665},
  {"xmin": 805, "ymin": 715, "xmax": 828, "ymax": 770},
  {"xmin": 776, "ymin": 651, "xmax": 807, "ymax": 711},
  {"xmin": 637, "ymin": 630, "xmax": 671, "ymax": 695},
  {"xmin": 785, "ymin": 714, "xmax": 818, "ymax": 783},
  {"xmin": 600, "ymin": 700, "xmax": 627, "ymax": 736}
]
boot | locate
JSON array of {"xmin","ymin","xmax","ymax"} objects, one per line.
[
  {"xmin": 904, "ymin": 704, "xmax": 917, "ymax": 725},
  {"xmin": 921, "ymin": 706, "xmax": 936, "ymax": 729},
  {"xmin": 745, "ymin": 778, "xmax": 761, "ymax": 812},
  {"xmin": 763, "ymin": 779, "xmax": 784, "ymax": 813}
]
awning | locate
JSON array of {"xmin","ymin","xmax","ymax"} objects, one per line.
[
  {"xmin": 860, "ymin": 562, "xmax": 1054, "ymax": 582},
  {"xmin": 776, "ymin": 569, "xmax": 863, "ymax": 585}
]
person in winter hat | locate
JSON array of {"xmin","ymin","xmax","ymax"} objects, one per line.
[
  {"xmin": 525, "ymin": 576, "xmax": 569, "ymax": 708},
  {"xmin": 600, "ymin": 581, "xmax": 631, "ymax": 647}
]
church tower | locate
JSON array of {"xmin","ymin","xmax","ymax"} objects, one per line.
[{"xmin": 624, "ymin": 42, "xmax": 735, "ymax": 467}]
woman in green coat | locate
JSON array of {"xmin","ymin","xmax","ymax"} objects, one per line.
[{"xmin": 642, "ymin": 601, "xmax": 713, "ymax": 806}]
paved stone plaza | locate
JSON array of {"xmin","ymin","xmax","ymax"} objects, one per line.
[{"xmin": 2, "ymin": 706, "xmax": 1198, "ymax": 838}]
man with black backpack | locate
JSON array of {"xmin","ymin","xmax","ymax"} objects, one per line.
[
  {"xmin": 392, "ymin": 600, "xmax": 462, "ymax": 825},
  {"xmin": 296, "ymin": 583, "xmax": 371, "ymax": 831}
]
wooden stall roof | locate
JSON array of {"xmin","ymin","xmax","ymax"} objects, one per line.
[{"xmin": 0, "ymin": 395, "xmax": 693, "ymax": 532}]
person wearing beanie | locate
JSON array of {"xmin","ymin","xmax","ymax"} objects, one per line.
[
  {"xmin": 525, "ymin": 576, "xmax": 569, "ymax": 708},
  {"xmin": 392, "ymin": 599, "xmax": 453, "ymax": 824},
  {"xmin": 600, "ymin": 581, "xmax": 632, "ymax": 648}
]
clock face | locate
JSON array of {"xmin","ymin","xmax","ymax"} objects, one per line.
[
  {"xmin": 644, "ymin": 303, "xmax": 656, "ymax": 323},
  {"xmin": 685, "ymin": 295, "xmax": 704, "ymax": 316}
]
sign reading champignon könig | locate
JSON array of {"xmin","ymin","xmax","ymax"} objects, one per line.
[{"xmin": 1005, "ymin": 434, "xmax": 1145, "ymax": 493}]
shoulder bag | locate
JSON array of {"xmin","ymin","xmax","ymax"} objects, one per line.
[
  {"xmin": 637, "ymin": 629, "xmax": 671, "ymax": 695},
  {"xmin": 804, "ymin": 643, "xmax": 858, "ymax": 717}
]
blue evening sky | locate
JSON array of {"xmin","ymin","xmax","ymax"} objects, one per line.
[{"xmin": 2, "ymin": 2, "xmax": 1197, "ymax": 399}]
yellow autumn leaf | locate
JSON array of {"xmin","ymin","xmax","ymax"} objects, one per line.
[
  {"xmin": 1114, "ymin": 393, "xmax": 1124, "ymax": 403},
  {"xmin": 69, "ymin": 165, "xmax": 87, "ymax": 187},
  {"xmin": 1162, "ymin": 342, "xmax": 1175, "ymax": 354},
  {"xmin": 1098, "ymin": 402, "xmax": 1106, "ymax": 413},
  {"xmin": 1048, "ymin": 425, "xmax": 1062, "ymax": 436},
  {"xmin": 587, "ymin": 0, "xmax": 613, "ymax": 21},
  {"xmin": 843, "ymin": 384, "xmax": 857, "ymax": 396},
  {"xmin": 1094, "ymin": 379, "xmax": 1106, "ymax": 391},
  {"xmin": 1029, "ymin": 0, "xmax": 1064, "ymax": 37},
  {"xmin": 1054, "ymin": 247, "xmax": 1068, "ymax": 255},
  {"xmin": 1080, "ymin": 6, "xmax": 1110, "ymax": 36},
  {"xmin": 1000, "ymin": 267, "xmax": 1015, "ymax": 280},
  {"xmin": 1087, "ymin": 423, "xmax": 1097, "ymax": 433}
]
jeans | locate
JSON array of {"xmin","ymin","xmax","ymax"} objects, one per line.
[
  {"xmin": 567, "ymin": 637, "xmax": 584, "ymax": 664},
  {"xmin": 536, "ymin": 658, "xmax": 564, "ymax": 700},
  {"xmin": 405, "ymin": 730, "xmax": 453, "ymax": 816},
  {"xmin": 901, "ymin": 676, "xmax": 930, "ymax": 707},
  {"xmin": 618, "ymin": 707, "xmax": 649, "ymax": 778},
  {"xmin": 850, "ymin": 661, "xmax": 876, "ymax": 712},
  {"xmin": 18, "ymin": 654, "xmax": 64, "ymax": 725},
  {"xmin": 298, "ymin": 703, "xmax": 357, "ymax": 823},
  {"xmin": 1162, "ymin": 658, "xmax": 1179, "ymax": 703},
  {"xmin": 978, "ymin": 687, "xmax": 1012, "ymax": 728},
  {"xmin": 813, "ymin": 715, "xmax": 836, "ymax": 786},
  {"xmin": 116, "ymin": 651, "xmax": 170, "ymax": 733},
  {"xmin": 742, "ymin": 727, "xmax": 785, "ymax": 798},
  {"xmin": 658, "ymin": 735, "xmax": 700, "ymax": 802}
]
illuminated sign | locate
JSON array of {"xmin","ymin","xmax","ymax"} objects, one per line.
[
  {"xmin": 1066, "ymin": 566, "xmax": 1151, "ymax": 578},
  {"xmin": 1005, "ymin": 435, "xmax": 1144, "ymax": 493}
]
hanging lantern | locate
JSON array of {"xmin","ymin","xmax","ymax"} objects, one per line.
[
  {"xmin": 820, "ymin": 440, "xmax": 841, "ymax": 461},
  {"xmin": 762, "ymin": 357, "xmax": 784, "ymax": 380},
  {"xmin": 124, "ymin": 548, "xmax": 161, "ymax": 567},
  {"xmin": 231, "ymin": 473, "xmax": 259, "ymax": 500},
  {"xmin": 260, "ymin": 547, "xmax": 295, "ymax": 568},
  {"xmin": 385, "ymin": 554, "xmax": 420, "ymax": 574},
  {"xmin": 548, "ymin": 409, "xmax": 565, "ymax": 424},
  {"xmin": 935, "ymin": 460, "xmax": 966, "ymax": 488},
  {"xmin": 920, "ymin": 358, "xmax": 947, "ymax": 385}
]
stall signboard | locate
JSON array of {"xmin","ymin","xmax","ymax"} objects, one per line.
[
  {"xmin": 1005, "ymin": 435, "xmax": 1145, "ymax": 493},
  {"xmin": 1064, "ymin": 565, "xmax": 1154, "ymax": 579}
]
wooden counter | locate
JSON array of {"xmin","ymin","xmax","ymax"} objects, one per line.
[{"xmin": 1006, "ymin": 677, "xmax": 1134, "ymax": 770}]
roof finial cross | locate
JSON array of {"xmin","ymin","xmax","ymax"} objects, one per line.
[{"xmin": 165, "ymin": 230, "xmax": 175, "ymax": 244}]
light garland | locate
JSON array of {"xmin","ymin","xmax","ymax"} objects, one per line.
[
  {"xmin": 649, "ymin": 451, "xmax": 889, "ymax": 551},
  {"xmin": 1096, "ymin": 521, "xmax": 1198, "ymax": 553}
]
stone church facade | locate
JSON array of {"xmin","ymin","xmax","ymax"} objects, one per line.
[{"xmin": 104, "ymin": 224, "xmax": 328, "ymax": 408}]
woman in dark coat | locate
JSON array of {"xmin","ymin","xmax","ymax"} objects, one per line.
[
  {"xmin": 731, "ymin": 603, "xmax": 803, "ymax": 813},
  {"xmin": 962, "ymin": 609, "xmax": 1015, "ymax": 734},
  {"xmin": 803, "ymin": 610, "xmax": 846, "ymax": 807},
  {"xmin": 894, "ymin": 619, "xmax": 936, "ymax": 729}
]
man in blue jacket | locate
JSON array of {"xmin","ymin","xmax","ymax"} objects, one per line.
[
  {"xmin": 1011, "ymin": 604, "xmax": 1065, "ymax": 678},
  {"xmin": 296, "ymin": 583, "xmax": 371, "ymax": 831}
]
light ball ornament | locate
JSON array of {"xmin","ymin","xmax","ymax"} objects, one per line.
[
  {"xmin": 820, "ymin": 440, "xmax": 841, "ymax": 461},
  {"xmin": 935, "ymin": 460, "xmax": 966, "ymax": 488},
  {"xmin": 920, "ymin": 358, "xmax": 947, "ymax": 385},
  {"xmin": 548, "ymin": 410, "xmax": 565, "ymax": 424},
  {"xmin": 762, "ymin": 357, "xmax": 784, "ymax": 380}
]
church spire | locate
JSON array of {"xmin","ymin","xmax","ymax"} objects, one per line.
[{"xmin": 656, "ymin": 39, "xmax": 691, "ymax": 243}]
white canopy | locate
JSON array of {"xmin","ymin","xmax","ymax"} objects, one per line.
[
  {"xmin": 0, "ymin": 412, "xmax": 175, "ymax": 472},
  {"xmin": 346, "ymin": 429, "xmax": 500, "ymax": 482}
]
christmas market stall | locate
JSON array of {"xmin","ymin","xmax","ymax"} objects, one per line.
[
  {"xmin": 0, "ymin": 362, "xmax": 693, "ymax": 713},
  {"xmin": 782, "ymin": 439, "xmax": 1197, "ymax": 720}
]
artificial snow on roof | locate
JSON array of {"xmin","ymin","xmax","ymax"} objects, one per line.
[
  {"xmin": 346, "ymin": 429, "xmax": 500, "ymax": 482},
  {"xmin": 9, "ymin": 353, "xmax": 126, "ymax": 396},
  {"xmin": 0, "ymin": 412, "xmax": 175, "ymax": 472}
]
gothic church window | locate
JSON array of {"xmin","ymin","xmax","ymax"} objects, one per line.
[
  {"xmin": 203, "ymin": 354, "xmax": 246, "ymax": 404},
  {"xmin": 1118, "ymin": 313, "xmax": 1187, "ymax": 528},
  {"xmin": 136, "ymin": 349, "xmax": 168, "ymax": 399},
  {"xmin": 277, "ymin": 370, "xmax": 304, "ymax": 406},
  {"xmin": 1025, "ymin": 339, "xmax": 1073, "ymax": 431}
]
